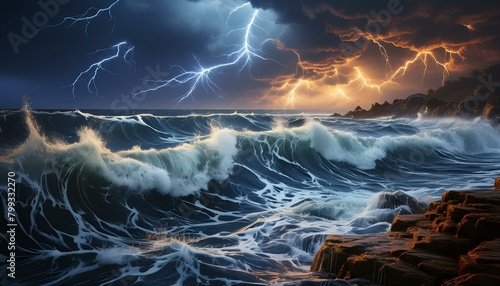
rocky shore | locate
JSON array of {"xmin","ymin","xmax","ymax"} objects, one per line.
[
  {"xmin": 339, "ymin": 64, "xmax": 500, "ymax": 124},
  {"xmin": 310, "ymin": 181, "xmax": 500, "ymax": 285}
]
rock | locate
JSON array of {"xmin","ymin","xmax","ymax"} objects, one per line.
[
  {"xmin": 310, "ymin": 233, "xmax": 408, "ymax": 276},
  {"xmin": 311, "ymin": 188, "xmax": 500, "ymax": 285},
  {"xmin": 459, "ymin": 239, "xmax": 500, "ymax": 275},
  {"xmin": 411, "ymin": 233, "xmax": 473, "ymax": 259},
  {"xmin": 473, "ymin": 215, "xmax": 500, "ymax": 241},
  {"xmin": 456, "ymin": 212, "xmax": 500, "ymax": 241},
  {"xmin": 338, "ymin": 254, "xmax": 396, "ymax": 282},
  {"xmin": 399, "ymin": 249, "xmax": 456, "ymax": 267},
  {"xmin": 442, "ymin": 190, "xmax": 500, "ymax": 205},
  {"xmin": 341, "ymin": 64, "xmax": 500, "ymax": 121},
  {"xmin": 310, "ymin": 235, "xmax": 364, "ymax": 274},
  {"xmin": 437, "ymin": 220, "xmax": 458, "ymax": 234},
  {"xmin": 390, "ymin": 214, "xmax": 430, "ymax": 231},
  {"xmin": 441, "ymin": 190, "xmax": 467, "ymax": 203},
  {"xmin": 418, "ymin": 258, "xmax": 458, "ymax": 281},
  {"xmin": 463, "ymin": 191, "xmax": 500, "ymax": 205},
  {"xmin": 427, "ymin": 201, "xmax": 441, "ymax": 212},
  {"xmin": 495, "ymin": 177, "xmax": 500, "ymax": 190},
  {"xmin": 408, "ymin": 227, "xmax": 429, "ymax": 241},
  {"xmin": 446, "ymin": 205, "xmax": 487, "ymax": 223},
  {"xmin": 424, "ymin": 210, "xmax": 439, "ymax": 221},
  {"xmin": 451, "ymin": 273, "xmax": 500, "ymax": 286},
  {"xmin": 369, "ymin": 190, "xmax": 428, "ymax": 214},
  {"xmin": 378, "ymin": 261, "xmax": 437, "ymax": 286},
  {"xmin": 431, "ymin": 215, "xmax": 446, "ymax": 231},
  {"xmin": 456, "ymin": 213, "xmax": 482, "ymax": 238}
]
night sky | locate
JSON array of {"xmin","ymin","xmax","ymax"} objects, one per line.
[{"xmin": 1, "ymin": 0, "xmax": 499, "ymax": 111}]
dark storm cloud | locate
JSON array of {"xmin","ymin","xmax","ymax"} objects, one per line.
[
  {"xmin": 0, "ymin": 0, "xmax": 244, "ymax": 108},
  {"xmin": 1, "ymin": 0, "xmax": 499, "ymax": 110},
  {"xmin": 249, "ymin": 0, "xmax": 500, "ymax": 64},
  {"xmin": 1, "ymin": 0, "xmax": 226, "ymax": 76}
]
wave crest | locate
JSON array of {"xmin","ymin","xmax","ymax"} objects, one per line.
[{"xmin": 4, "ymin": 110, "xmax": 237, "ymax": 196}]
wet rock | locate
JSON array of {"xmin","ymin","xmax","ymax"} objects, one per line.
[
  {"xmin": 378, "ymin": 261, "xmax": 437, "ymax": 286},
  {"xmin": 424, "ymin": 210, "xmax": 439, "ymax": 221},
  {"xmin": 339, "ymin": 255, "xmax": 396, "ymax": 282},
  {"xmin": 310, "ymin": 234, "xmax": 408, "ymax": 276},
  {"xmin": 370, "ymin": 190, "xmax": 428, "ymax": 214},
  {"xmin": 311, "ymin": 188, "xmax": 500, "ymax": 285},
  {"xmin": 427, "ymin": 201, "xmax": 441, "ymax": 212},
  {"xmin": 431, "ymin": 216, "xmax": 446, "ymax": 231},
  {"xmin": 447, "ymin": 205, "xmax": 486, "ymax": 223},
  {"xmin": 437, "ymin": 220, "xmax": 458, "ymax": 234},
  {"xmin": 390, "ymin": 214, "xmax": 430, "ymax": 231},
  {"xmin": 418, "ymin": 258, "xmax": 458, "ymax": 281},
  {"xmin": 457, "ymin": 212, "xmax": 500, "ymax": 242},
  {"xmin": 495, "ymin": 177, "xmax": 500, "ymax": 190},
  {"xmin": 451, "ymin": 273, "xmax": 500, "ymax": 286},
  {"xmin": 310, "ymin": 271, "xmax": 336, "ymax": 279},
  {"xmin": 399, "ymin": 249, "xmax": 456, "ymax": 267},
  {"xmin": 473, "ymin": 215, "xmax": 500, "ymax": 241},
  {"xmin": 411, "ymin": 233, "xmax": 473, "ymax": 259},
  {"xmin": 441, "ymin": 190, "xmax": 467, "ymax": 203}
]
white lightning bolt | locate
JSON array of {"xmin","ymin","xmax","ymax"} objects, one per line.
[
  {"xmin": 132, "ymin": 4, "xmax": 279, "ymax": 105},
  {"xmin": 226, "ymin": 2, "xmax": 251, "ymax": 26},
  {"xmin": 70, "ymin": 41, "xmax": 134, "ymax": 98},
  {"xmin": 43, "ymin": 0, "xmax": 138, "ymax": 99},
  {"xmin": 36, "ymin": 0, "xmax": 120, "ymax": 37}
]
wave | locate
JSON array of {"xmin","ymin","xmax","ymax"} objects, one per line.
[
  {"xmin": 240, "ymin": 118, "xmax": 500, "ymax": 171},
  {"xmin": 3, "ymin": 110, "xmax": 500, "ymax": 196},
  {"xmin": 1, "ymin": 109, "xmax": 499, "ymax": 285},
  {"xmin": 2, "ymin": 109, "xmax": 237, "ymax": 196}
]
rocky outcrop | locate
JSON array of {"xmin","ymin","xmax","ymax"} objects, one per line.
[
  {"xmin": 311, "ymin": 188, "xmax": 500, "ymax": 285},
  {"xmin": 370, "ymin": 190, "xmax": 428, "ymax": 214},
  {"xmin": 340, "ymin": 64, "xmax": 500, "ymax": 123}
]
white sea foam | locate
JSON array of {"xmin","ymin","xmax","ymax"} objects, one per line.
[
  {"xmin": 282, "ymin": 119, "xmax": 500, "ymax": 169},
  {"xmin": 4, "ymin": 110, "xmax": 238, "ymax": 196}
]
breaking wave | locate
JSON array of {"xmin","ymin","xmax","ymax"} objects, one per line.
[{"xmin": 1, "ymin": 108, "xmax": 499, "ymax": 285}]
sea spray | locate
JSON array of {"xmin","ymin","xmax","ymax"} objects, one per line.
[{"xmin": 0, "ymin": 109, "xmax": 499, "ymax": 285}]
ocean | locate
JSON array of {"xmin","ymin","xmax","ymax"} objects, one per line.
[{"xmin": 1, "ymin": 108, "xmax": 499, "ymax": 285}]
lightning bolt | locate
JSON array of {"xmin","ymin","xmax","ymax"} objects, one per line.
[
  {"xmin": 30, "ymin": 0, "xmax": 135, "ymax": 98},
  {"xmin": 70, "ymin": 41, "xmax": 134, "ymax": 98},
  {"xmin": 342, "ymin": 39, "xmax": 465, "ymax": 94},
  {"xmin": 385, "ymin": 50, "xmax": 458, "ymax": 85},
  {"xmin": 373, "ymin": 40, "xmax": 392, "ymax": 71},
  {"xmin": 285, "ymin": 79, "xmax": 308, "ymax": 106},
  {"xmin": 132, "ymin": 3, "xmax": 279, "ymax": 105},
  {"xmin": 226, "ymin": 2, "xmax": 251, "ymax": 26},
  {"xmin": 347, "ymin": 67, "xmax": 384, "ymax": 93},
  {"xmin": 36, "ymin": 0, "xmax": 120, "ymax": 37}
]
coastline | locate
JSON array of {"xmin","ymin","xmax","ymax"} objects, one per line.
[
  {"xmin": 310, "ymin": 180, "xmax": 500, "ymax": 285},
  {"xmin": 336, "ymin": 64, "xmax": 500, "ymax": 125}
]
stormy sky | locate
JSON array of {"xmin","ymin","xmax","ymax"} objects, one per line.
[{"xmin": 1, "ymin": 0, "xmax": 499, "ymax": 111}]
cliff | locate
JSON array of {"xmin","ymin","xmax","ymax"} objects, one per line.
[
  {"xmin": 342, "ymin": 64, "xmax": 500, "ymax": 124},
  {"xmin": 310, "ymin": 180, "xmax": 500, "ymax": 285}
]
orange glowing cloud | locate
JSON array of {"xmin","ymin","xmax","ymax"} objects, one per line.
[{"xmin": 246, "ymin": 0, "xmax": 500, "ymax": 111}]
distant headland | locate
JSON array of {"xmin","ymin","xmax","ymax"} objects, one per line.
[{"xmin": 336, "ymin": 64, "xmax": 500, "ymax": 124}]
